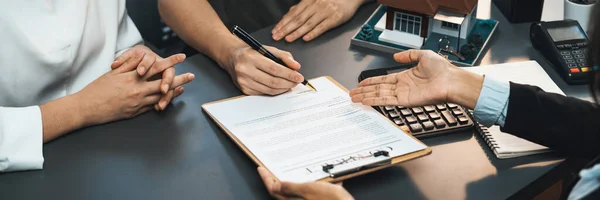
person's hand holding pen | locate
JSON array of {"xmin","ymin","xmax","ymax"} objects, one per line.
[
  {"xmin": 229, "ymin": 26, "xmax": 315, "ymax": 95},
  {"xmin": 227, "ymin": 45, "xmax": 305, "ymax": 95}
]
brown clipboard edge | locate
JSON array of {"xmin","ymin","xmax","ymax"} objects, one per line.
[{"xmin": 201, "ymin": 76, "xmax": 432, "ymax": 183}]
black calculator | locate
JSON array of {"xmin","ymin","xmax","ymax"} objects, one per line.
[
  {"xmin": 359, "ymin": 65, "xmax": 474, "ymax": 138},
  {"xmin": 530, "ymin": 20, "xmax": 594, "ymax": 84}
]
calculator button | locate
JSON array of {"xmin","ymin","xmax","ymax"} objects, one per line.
[
  {"xmin": 388, "ymin": 111, "xmax": 399, "ymax": 118},
  {"xmin": 411, "ymin": 107, "xmax": 424, "ymax": 114},
  {"xmin": 578, "ymin": 59, "xmax": 586, "ymax": 63},
  {"xmin": 568, "ymin": 63, "xmax": 578, "ymax": 68},
  {"xmin": 393, "ymin": 118, "xmax": 404, "ymax": 126},
  {"xmin": 433, "ymin": 119, "xmax": 446, "ymax": 128},
  {"xmin": 397, "ymin": 106, "xmax": 405, "ymax": 109},
  {"xmin": 423, "ymin": 105, "xmax": 436, "ymax": 112},
  {"xmin": 457, "ymin": 116, "xmax": 469, "ymax": 124},
  {"xmin": 575, "ymin": 54, "xmax": 585, "ymax": 59},
  {"xmin": 400, "ymin": 109, "xmax": 412, "ymax": 116},
  {"xmin": 384, "ymin": 106, "xmax": 395, "ymax": 111},
  {"xmin": 573, "ymin": 50, "xmax": 584, "ymax": 54},
  {"xmin": 580, "ymin": 63, "xmax": 588, "ymax": 68},
  {"xmin": 566, "ymin": 59, "xmax": 576, "ymax": 64},
  {"xmin": 436, "ymin": 104, "xmax": 447, "ymax": 110},
  {"xmin": 560, "ymin": 51, "xmax": 570, "ymax": 55},
  {"xmin": 409, "ymin": 123, "xmax": 423, "ymax": 133},
  {"xmin": 428, "ymin": 112, "xmax": 441, "ymax": 120},
  {"xmin": 441, "ymin": 110, "xmax": 458, "ymax": 126},
  {"xmin": 422, "ymin": 121, "xmax": 435, "ymax": 130},
  {"xmin": 452, "ymin": 109, "xmax": 463, "ymax": 116},
  {"xmin": 417, "ymin": 114, "xmax": 429, "ymax": 121},
  {"xmin": 581, "ymin": 67, "xmax": 590, "ymax": 72},
  {"xmin": 447, "ymin": 103, "xmax": 458, "ymax": 109},
  {"xmin": 563, "ymin": 55, "xmax": 573, "ymax": 59},
  {"xmin": 405, "ymin": 116, "xmax": 418, "ymax": 124},
  {"xmin": 570, "ymin": 68, "xmax": 580, "ymax": 73}
]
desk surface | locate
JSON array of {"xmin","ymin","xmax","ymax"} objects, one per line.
[{"xmin": 0, "ymin": 3, "xmax": 592, "ymax": 200}]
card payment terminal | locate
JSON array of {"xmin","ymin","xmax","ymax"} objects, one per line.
[{"xmin": 530, "ymin": 20, "xmax": 593, "ymax": 84}]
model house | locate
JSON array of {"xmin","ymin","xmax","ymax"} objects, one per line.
[{"xmin": 375, "ymin": 0, "xmax": 478, "ymax": 49}]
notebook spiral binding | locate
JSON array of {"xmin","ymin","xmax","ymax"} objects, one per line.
[{"xmin": 467, "ymin": 110, "xmax": 500, "ymax": 150}]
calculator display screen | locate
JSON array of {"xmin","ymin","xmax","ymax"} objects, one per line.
[{"xmin": 547, "ymin": 25, "xmax": 586, "ymax": 42}]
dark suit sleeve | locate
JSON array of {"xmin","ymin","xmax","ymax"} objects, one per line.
[{"xmin": 500, "ymin": 83, "xmax": 600, "ymax": 156}]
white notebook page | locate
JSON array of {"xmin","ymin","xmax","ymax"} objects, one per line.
[{"xmin": 203, "ymin": 77, "xmax": 427, "ymax": 182}]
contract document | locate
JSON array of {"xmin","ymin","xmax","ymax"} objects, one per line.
[{"xmin": 202, "ymin": 76, "xmax": 428, "ymax": 182}]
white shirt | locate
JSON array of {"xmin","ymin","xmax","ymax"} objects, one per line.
[{"xmin": 0, "ymin": 0, "xmax": 143, "ymax": 172}]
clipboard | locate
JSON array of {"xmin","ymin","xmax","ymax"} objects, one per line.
[{"xmin": 202, "ymin": 76, "xmax": 432, "ymax": 183}]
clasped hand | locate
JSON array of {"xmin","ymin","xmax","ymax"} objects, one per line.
[{"xmin": 74, "ymin": 45, "xmax": 194, "ymax": 126}]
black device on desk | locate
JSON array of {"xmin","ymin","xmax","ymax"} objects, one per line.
[
  {"xmin": 531, "ymin": 20, "xmax": 594, "ymax": 84},
  {"xmin": 358, "ymin": 65, "xmax": 474, "ymax": 138}
]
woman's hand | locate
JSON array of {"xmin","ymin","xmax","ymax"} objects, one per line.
[
  {"xmin": 349, "ymin": 50, "xmax": 484, "ymax": 109},
  {"xmin": 257, "ymin": 167, "xmax": 354, "ymax": 200},
  {"xmin": 76, "ymin": 61, "xmax": 195, "ymax": 127},
  {"xmin": 111, "ymin": 45, "xmax": 186, "ymax": 110}
]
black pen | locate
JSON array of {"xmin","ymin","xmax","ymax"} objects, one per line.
[{"xmin": 231, "ymin": 25, "xmax": 316, "ymax": 91}]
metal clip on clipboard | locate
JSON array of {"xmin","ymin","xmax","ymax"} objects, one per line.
[{"xmin": 321, "ymin": 150, "xmax": 392, "ymax": 178}]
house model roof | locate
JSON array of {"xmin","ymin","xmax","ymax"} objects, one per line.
[{"xmin": 378, "ymin": 0, "xmax": 478, "ymax": 16}]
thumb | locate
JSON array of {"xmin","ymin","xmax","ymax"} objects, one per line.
[
  {"xmin": 393, "ymin": 50, "xmax": 428, "ymax": 63},
  {"xmin": 279, "ymin": 182, "xmax": 312, "ymax": 197},
  {"xmin": 265, "ymin": 46, "xmax": 301, "ymax": 70}
]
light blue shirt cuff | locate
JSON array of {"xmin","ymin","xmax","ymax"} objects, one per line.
[
  {"xmin": 473, "ymin": 76, "xmax": 510, "ymax": 127},
  {"xmin": 569, "ymin": 164, "xmax": 600, "ymax": 200}
]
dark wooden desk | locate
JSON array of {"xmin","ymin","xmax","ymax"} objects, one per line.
[{"xmin": 0, "ymin": 3, "xmax": 592, "ymax": 200}]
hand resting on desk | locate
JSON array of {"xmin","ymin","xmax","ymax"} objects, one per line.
[{"xmin": 111, "ymin": 45, "xmax": 193, "ymax": 111}]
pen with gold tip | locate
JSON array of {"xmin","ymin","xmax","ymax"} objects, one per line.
[{"xmin": 231, "ymin": 25, "xmax": 317, "ymax": 91}]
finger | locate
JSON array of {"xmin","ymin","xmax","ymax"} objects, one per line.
[
  {"xmin": 111, "ymin": 49, "xmax": 135, "ymax": 69},
  {"xmin": 145, "ymin": 73, "xmax": 195, "ymax": 95},
  {"xmin": 143, "ymin": 54, "xmax": 186, "ymax": 80},
  {"xmin": 257, "ymin": 167, "xmax": 280, "ymax": 193},
  {"xmin": 285, "ymin": 11, "xmax": 326, "ymax": 42},
  {"xmin": 252, "ymin": 69, "xmax": 299, "ymax": 89},
  {"xmin": 302, "ymin": 18, "xmax": 337, "ymax": 42},
  {"xmin": 273, "ymin": 2, "xmax": 310, "ymax": 39},
  {"xmin": 362, "ymin": 97, "xmax": 399, "ymax": 106},
  {"xmin": 393, "ymin": 50, "xmax": 430, "ymax": 63},
  {"xmin": 264, "ymin": 46, "xmax": 301, "ymax": 70},
  {"xmin": 173, "ymin": 86, "xmax": 184, "ymax": 98},
  {"xmin": 237, "ymin": 77, "xmax": 289, "ymax": 96},
  {"xmin": 132, "ymin": 106, "xmax": 153, "ymax": 118},
  {"xmin": 351, "ymin": 91, "xmax": 396, "ymax": 103},
  {"xmin": 143, "ymin": 94, "xmax": 162, "ymax": 106},
  {"xmin": 137, "ymin": 52, "xmax": 157, "ymax": 76},
  {"xmin": 359, "ymin": 74, "xmax": 398, "ymax": 86},
  {"xmin": 279, "ymin": 182, "xmax": 313, "ymax": 197},
  {"xmin": 160, "ymin": 67, "xmax": 176, "ymax": 94},
  {"xmin": 253, "ymin": 58, "xmax": 304, "ymax": 83},
  {"xmin": 349, "ymin": 84, "xmax": 396, "ymax": 96},
  {"xmin": 114, "ymin": 51, "xmax": 146, "ymax": 74},
  {"xmin": 157, "ymin": 89, "xmax": 175, "ymax": 111},
  {"xmin": 274, "ymin": 3, "xmax": 316, "ymax": 41}
]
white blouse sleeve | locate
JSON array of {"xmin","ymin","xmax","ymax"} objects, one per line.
[
  {"xmin": 0, "ymin": 106, "xmax": 44, "ymax": 172},
  {"xmin": 114, "ymin": 9, "xmax": 144, "ymax": 57}
]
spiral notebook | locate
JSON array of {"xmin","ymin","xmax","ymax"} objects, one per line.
[{"xmin": 463, "ymin": 61, "xmax": 564, "ymax": 159}]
